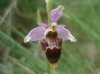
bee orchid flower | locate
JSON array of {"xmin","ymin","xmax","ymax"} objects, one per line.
[{"xmin": 24, "ymin": 5, "xmax": 77, "ymax": 67}]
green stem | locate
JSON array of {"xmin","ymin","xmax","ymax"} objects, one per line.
[
  {"xmin": 47, "ymin": 14, "xmax": 50, "ymax": 24},
  {"xmin": 46, "ymin": 0, "xmax": 53, "ymax": 74},
  {"xmin": 46, "ymin": 0, "xmax": 53, "ymax": 24},
  {"xmin": 47, "ymin": 62, "xmax": 50, "ymax": 74}
]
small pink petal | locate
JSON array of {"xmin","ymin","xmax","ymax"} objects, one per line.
[
  {"xmin": 56, "ymin": 27, "xmax": 77, "ymax": 42},
  {"xmin": 24, "ymin": 27, "xmax": 45, "ymax": 42},
  {"xmin": 37, "ymin": 22, "xmax": 49, "ymax": 29},
  {"xmin": 50, "ymin": 5, "xmax": 64, "ymax": 23}
]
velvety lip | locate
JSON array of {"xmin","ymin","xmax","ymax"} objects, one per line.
[
  {"xmin": 46, "ymin": 31, "xmax": 57, "ymax": 43},
  {"xmin": 45, "ymin": 47, "xmax": 61, "ymax": 64}
]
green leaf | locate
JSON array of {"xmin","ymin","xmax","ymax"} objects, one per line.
[{"xmin": 37, "ymin": 9, "xmax": 42, "ymax": 22}]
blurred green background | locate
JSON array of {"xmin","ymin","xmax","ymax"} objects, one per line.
[{"xmin": 0, "ymin": 0, "xmax": 100, "ymax": 74}]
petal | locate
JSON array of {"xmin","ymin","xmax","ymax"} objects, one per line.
[
  {"xmin": 37, "ymin": 22, "xmax": 49, "ymax": 29},
  {"xmin": 24, "ymin": 27, "xmax": 45, "ymax": 42},
  {"xmin": 50, "ymin": 5, "xmax": 64, "ymax": 23},
  {"xmin": 56, "ymin": 27, "xmax": 77, "ymax": 42}
]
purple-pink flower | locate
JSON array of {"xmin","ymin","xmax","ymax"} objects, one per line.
[
  {"xmin": 24, "ymin": 5, "xmax": 76, "ymax": 43},
  {"xmin": 24, "ymin": 5, "xmax": 77, "ymax": 64}
]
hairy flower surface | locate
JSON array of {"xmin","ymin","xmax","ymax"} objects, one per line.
[{"xmin": 24, "ymin": 5, "xmax": 77, "ymax": 64}]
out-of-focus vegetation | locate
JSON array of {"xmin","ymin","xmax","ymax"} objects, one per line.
[{"xmin": 0, "ymin": 0, "xmax": 100, "ymax": 74}]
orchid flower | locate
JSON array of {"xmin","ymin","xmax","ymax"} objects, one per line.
[{"xmin": 24, "ymin": 5, "xmax": 77, "ymax": 65}]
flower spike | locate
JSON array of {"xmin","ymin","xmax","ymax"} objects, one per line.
[{"xmin": 24, "ymin": 5, "xmax": 77, "ymax": 66}]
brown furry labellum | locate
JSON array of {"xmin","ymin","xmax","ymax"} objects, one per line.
[
  {"xmin": 45, "ymin": 47, "xmax": 61, "ymax": 64},
  {"xmin": 39, "ymin": 31, "xmax": 63, "ymax": 64}
]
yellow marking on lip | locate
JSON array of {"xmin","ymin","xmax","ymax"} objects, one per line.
[
  {"xmin": 46, "ymin": 31, "xmax": 57, "ymax": 43},
  {"xmin": 50, "ymin": 63, "xmax": 57, "ymax": 70},
  {"xmin": 44, "ymin": 22, "xmax": 57, "ymax": 37}
]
